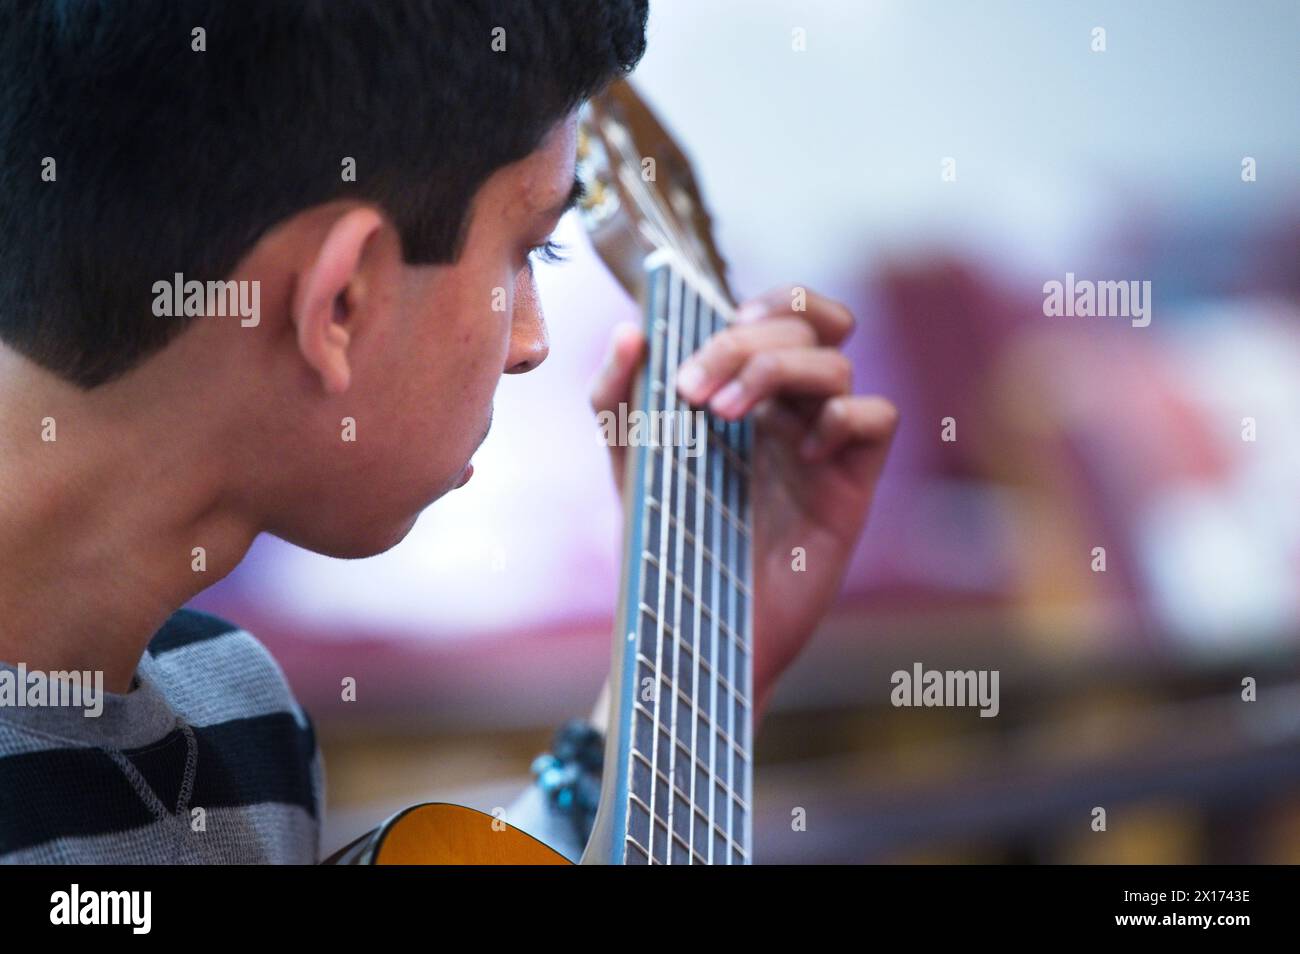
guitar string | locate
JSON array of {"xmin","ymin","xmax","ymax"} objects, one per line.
[
  {"xmin": 684, "ymin": 282, "xmax": 725, "ymax": 862},
  {"xmin": 669, "ymin": 269, "xmax": 687, "ymax": 863},
  {"xmin": 646, "ymin": 267, "xmax": 680, "ymax": 864},
  {"xmin": 718, "ymin": 300, "xmax": 742, "ymax": 864},
  {"xmin": 723, "ymin": 412, "xmax": 735, "ymax": 862},
  {"xmin": 702, "ymin": 290, "xmax": 723, "ymax": 863},
  {"xmin": 630, "ymin": 263, "xmax": 666, "ymax": 864},
  {"xmin": 684, "ymin": 276, "xmax": 712, "ymax": 863},
  {"xmin": 665, "ymin": 270, "xmax": 691, "ymax": 863},
  {"xmin": 658, "ymin": 268, "xmax": 698, "ymax": 863},
  {"xmin": 662, "ymin": 268, "xmax": 681, "ymax": 863},
  {"xmin": 714, "ymin": 298, "xmax": 734, "ymax": 860},
  {"xmin": 686, "ymin": 276, "xmax": 717, "ymax": 863},
  {"xmin": 741, "ymin": 412, "xmax": 754, "ymax": 856},
  {"xmin": 666, "ymin": 270, "xmax": 706, "ymax": 863},
  {"xmin": 727, "ymin": 403, "xmax": 749, "ymax": 861},
  {"xmin": 684, "ymin": 280, "xmax": 707, "ymax": 864},
  {"xmin": 670, "ymin": 270, "xmax": 691, "ymax": 868}
]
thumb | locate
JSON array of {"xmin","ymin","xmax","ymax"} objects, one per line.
[
  {"xmin": 589, "ymin": 321, "xmax": 646, "ymax": 414},
  {"xmin": 590, "ymin": 321, "xmax": 647, "ymax": 488}
]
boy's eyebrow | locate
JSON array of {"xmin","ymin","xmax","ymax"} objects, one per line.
[{"xmin": 538, "ymin": 175, "xmax": 586, "ymax": 219}]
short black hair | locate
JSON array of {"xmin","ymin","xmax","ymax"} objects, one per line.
[{"xmin": 0, "ymin": 0, "xmax": 648, "ymax": 387}]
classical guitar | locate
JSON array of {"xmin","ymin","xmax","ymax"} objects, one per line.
[{"xmin": 328, "ymin": 80, "xmax": 754, "ymax": 865}]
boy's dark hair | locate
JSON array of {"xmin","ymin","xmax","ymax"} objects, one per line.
[{"xmin": 0, "ymin": 0, "xmax": 648, "ymax": 388}]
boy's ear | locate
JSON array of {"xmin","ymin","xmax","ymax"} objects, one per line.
[{"xmin": 291, "ymin": 206, "xmax": 385, "ymax": 395}]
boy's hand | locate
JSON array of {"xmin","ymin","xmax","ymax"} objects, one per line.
[{"xmin": 590, "ymin": 286, "xmax": 898, "ymax": 718}]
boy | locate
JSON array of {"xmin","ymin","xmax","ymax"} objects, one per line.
[{"xmin": 0, "ymin": 0, "xmax": 897, "ymax": 863}]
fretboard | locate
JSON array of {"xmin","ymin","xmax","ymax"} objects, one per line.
[{"xmin": 608, "ymin": 249, "xmax": 754, "ymax": 864}]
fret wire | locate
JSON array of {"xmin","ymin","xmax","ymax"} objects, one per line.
[
  {"xmin": 631, "ymin": 634, "xmax": 754, "ymax": 753},
  {"xmin": 623, "ymin": 830, "xmax": 749, "ymax": 867},
  {"xmin": 629, "ymin": 748, "xmax": 750, "ymax": 845},
  {"xmin": 645, "ymin": 379, "xmax": 754, "ymax": 479},
  {"xmin": 681, "ymin": 463, "xmax": 752, "ymax": 540},
  {"xmin": 631, "ymin": 697, "xmax": 751, "ymax": 790},
  {"xmin": 645, "ymin": 444, "xmax": 753, "ymax": 538},
  {"xmin": 656, "ymin": 815, "xmax": 710, "ymax": 866},
  {"xmin": 706, "ymin": 427, "xmax": 753, "ymax": 477},
  {"xmin": 624, "ymin": 833, "xmax": 650, "ymax": 863},
  {"xmin": 634, "ymin": 609, "xmax": 753, "ymax": 715},
  {"xmin": 638, "ymin": 555, "xmax": 753, "ymax": 655},
  {"xmin": 629, "ymin": 749, "xmax": 750, "ymax": 852},
  {"xmin": 636, "ymin": 598, "xmax": 750, "ymax": 700},
  {"xmin": 645, "ymin": 496, "xmax": 754, "ymax": 601},
  {"xmin": 648, "ymin": 805, "xmax": 708, "ymax": 866},
  {"xmin": 627, "ymin": 743, "xmax": 750, "ymax": 850},
  {"xmin": 627, "ymin": 791, "xmax": 711, "ymax": 865}
]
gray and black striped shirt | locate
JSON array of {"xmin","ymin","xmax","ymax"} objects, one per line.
[{"xmin": 0, "ymin": 610, "xmax": 321, "ymax": 863}]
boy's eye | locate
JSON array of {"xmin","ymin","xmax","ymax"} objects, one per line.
[{"xmin": 527, "ymin": 239, "xmax": 569, "ymax": 266}]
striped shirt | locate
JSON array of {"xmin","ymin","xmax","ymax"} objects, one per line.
[{"xmin": 0, "ymin": 610, "xmax": 321, "ymax": 863}]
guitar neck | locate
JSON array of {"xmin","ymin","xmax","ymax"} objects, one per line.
[{"xmin": 585, "ymin": 248, "xmax": 755, "ymax": 865}]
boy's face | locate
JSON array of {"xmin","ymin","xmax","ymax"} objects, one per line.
[{"xmin": 254, "ymin": 114, "xmax": 580, "ymax": 558}]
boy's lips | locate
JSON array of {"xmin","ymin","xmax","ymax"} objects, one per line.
[{"xmin": 454, "ymin": 408, "xmax": 489, "ymax": 488}]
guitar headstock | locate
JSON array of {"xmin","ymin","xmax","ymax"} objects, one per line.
[{"xmin": 576, "ymin": 80, "xmax": 735, "ymax": 308}]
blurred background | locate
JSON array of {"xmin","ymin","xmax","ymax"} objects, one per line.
[{"xmin": 193, "ymin": 0, "xmax": 1300, "ymax": 862}]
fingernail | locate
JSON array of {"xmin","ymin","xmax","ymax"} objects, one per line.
[
  {"xmin": 676, "ymin": 362, "xmax": 705, "ymax": 395},
  {"xmin": 710, "ymin": 379, "xmax": 745, "ymax": 415},
  {"xmin": 735, "ymin": 302, "xmax": 763, "ymax": 323}
]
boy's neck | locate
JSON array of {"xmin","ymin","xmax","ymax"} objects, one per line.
[{"xmin": 0, "ymin": 355, "xmax": 258, "ymax": 694}]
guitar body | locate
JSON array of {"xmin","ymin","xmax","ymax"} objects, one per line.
[
  {"xmin": 325, "ymin": 804, "xmax": 571, "ymax": 865},
  {"xmin": 329, "ymin": 80, "xmax": 754, "ymax": 866}
]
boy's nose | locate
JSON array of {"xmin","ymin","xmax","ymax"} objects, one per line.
[{"xmin": 504, "ymin": 272, "xmax": 550, "ymax": 374}]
